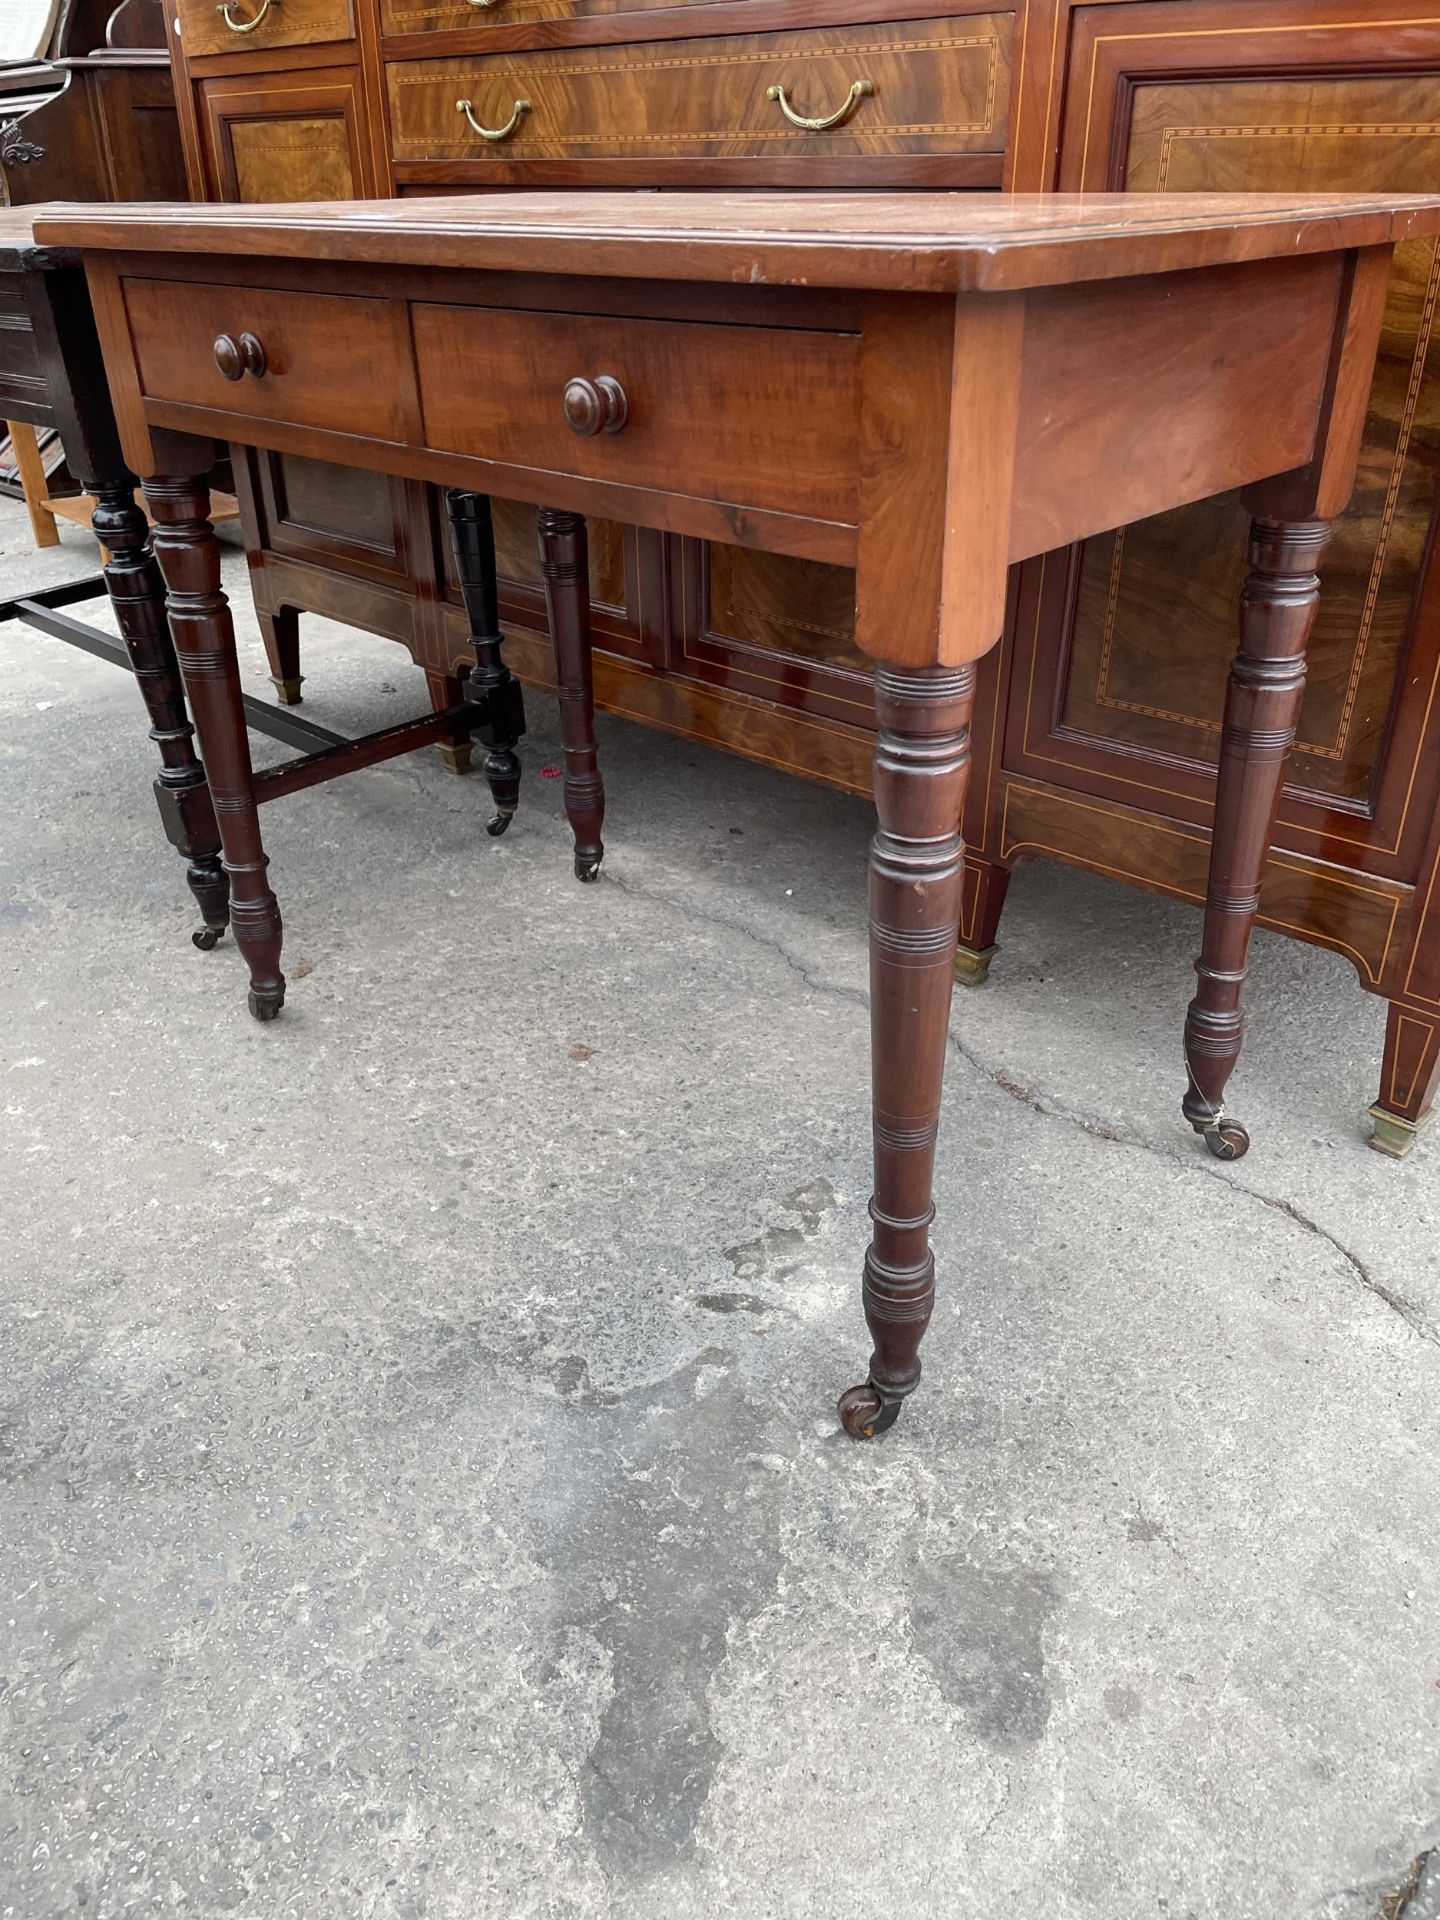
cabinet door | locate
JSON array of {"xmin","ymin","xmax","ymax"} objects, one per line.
[
  {"xmin": 197, "ymin": 67, "xmax": 376, "ymax": 201},
  {"xmin": 1014, "ymin": 0, "xmax": 1440, "ymax": 884}
]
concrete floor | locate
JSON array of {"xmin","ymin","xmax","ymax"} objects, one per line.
[{"xmin": 2, "ymin": 490, "xmax": 1439, "ymax": 1920}]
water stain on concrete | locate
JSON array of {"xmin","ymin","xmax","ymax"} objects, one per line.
[
  {"xmin": 528, "ymin": 1355, "xmax": 789, "ymax": 1877},
  {"xmin": 722, "ymin": 1177, "xmax": 839, "ymax": 1286},
  {"xmin": 908, "ymin": 1551, "xmax": 1059, "ymax": 1748}
]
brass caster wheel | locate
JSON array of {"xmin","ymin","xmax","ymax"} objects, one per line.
[
  {"xmin": 486, "ymin": 808, "xmax": 516, "ymax": 839},
  {"xmin": 247, "ymin": 987, "xmax": 285, "ymax": 1023},
  {"xmin": 1202, "ymin": 1116, "xmax": 1250, "ymax": 1161},
  {"xmin": 837, "ymin": 1381, "xmax": 903, "ymax": 1440},
  {"xmin": 192, "ymin": 925, "xmax": 226, "ymax": 952},
  {"xmin": 575, "ymin": 853, "xmax": 603, "ymax": 883}
]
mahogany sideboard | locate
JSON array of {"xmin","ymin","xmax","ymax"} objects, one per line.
[
  {"xmin": 159, "ymin": 0, "xmax": 1440, "ymax": 1157},
  {"xmin": 40, "ymin": 188, "xmax": 1440, "ymax": 1434}
]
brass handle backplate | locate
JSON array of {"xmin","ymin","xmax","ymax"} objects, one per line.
[
  {"xmin": 456, "ymin": 96, "xmax": 531, "ymax": 142},
  {"xmin": 563, "ymin": 374, "xmax": 628, "ymax": 439},
  {"xmin": 216, "ymin": 0, "xmax": 278, "ymax": 33},
  {"xmin": 766, "ymin": 77, "xmax": 874, "ymax": 131},
  {"xmin": 214, "ymin": 331, "xmax": 268, "ymax": 380}
]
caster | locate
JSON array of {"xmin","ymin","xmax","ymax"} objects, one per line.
[
  {"xmin": 247, "ymin": 987, "xmax": 284, "ymax": 1023},
  {"xmin": 837, "ymin": 1381, "xmax": 903, "ymax": 1440},
  {"xmin": 1201, "ymin": 1115, "xmax": 1249, "ymax": 1161},
  {"xmin": 486, "ymin": 808, "xmax": 515, "ymax": 839},
  {"xmin": 575, "ymin": 853, "xmax": 602, "ymax": 883},
  {"xmin": 192, "ymin": 925, "xmax": 226, "ymax": 951}
]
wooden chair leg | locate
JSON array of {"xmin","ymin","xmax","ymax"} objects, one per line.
[
  {"xmin": 538, "ymin": 505, "xmax": 604, "ymax": 881},
  {"xmin": 446, "ymin": 491, "xmax": 525, "ymax": 827},
  {"xmin": 1183, "ymin": 516, "xmax": 1331, "ymax": 1159},
  {"xmin": 838, "ymin": 662, "xmax": 975, "ymax": 1440},
  {"xmin": 91, "ymin": 482, "xmax": 229, "ymax": 948},
  {"xmin": 144, "ymin": 467, "xmax": 284, "ymax": 1021},
  {"xmin": 7, "ymin": 421, "xmax": 60, "ymax": 549}
]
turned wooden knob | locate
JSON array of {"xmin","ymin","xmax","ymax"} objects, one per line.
[
  {"xmin": 213, "ymin": 331, "xmax": 267, "ymax": 380},
  {"xmin": 213, "ymin": 332, "xmax": 243, "ymax": 381},
  {"xmin": 563, "ymin": 373, "xmax": 627, "ymax": 438}
]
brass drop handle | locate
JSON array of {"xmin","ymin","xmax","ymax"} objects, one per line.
[
  {"xmin": 456, "ymin": 96, "xmax": 531, "ymax": 142},
  {"xmin": 766, "ymin": 77, "xmax": 874, "ymax": 131},
  {"xmin": 563, "ymin": 374, "xmax": 627, "ymax": 439},
  {"xmin": 465, "ymin": 0, "xmax": 504, "ymax": 9},
  {"xmin": 216, "ymin": 0, "xmax": 278, "ymax": 33},
  {"xmin": 213, "ymin": 331, "xmax": 268, "ymax": 380}
]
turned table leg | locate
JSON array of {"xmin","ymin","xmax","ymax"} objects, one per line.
[
  {"xmin": 446, "ymin": 490, "xmax": 526, "ymax": 830},
  {"xmin": 839, "ymin": 662, "xmax": 975, "ymax": 1439},
  {"xmin": 144, "ymin": 469, "xmax": 285, "ymax": 1021},
  {"xmin": 91, "ymin": 482, "xmax": 230, "ymax": 950},
  {"xmin": 538, "ymin": 506, "xmax": 604, "ymax": 882},
  {"xmin": 1183, "ymin": 516, "xmax": 1330, "ymax": 1159}
]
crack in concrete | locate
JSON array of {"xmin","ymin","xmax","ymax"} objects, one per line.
[{"xmin": 599, "ymin": 863, "xmax": 1440, "ymax": 1351}]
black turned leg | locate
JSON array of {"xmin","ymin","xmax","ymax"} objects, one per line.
[
  {"xmin": 91, "ymin": 483, "xmax": 230, "ymax": 950},
  {"xmin": 537, "ymin": 507, "xmax": 604, "ymax": 881},
  {"xmin": 1183, "ymin": 517, "xmax": 1330, "ymax": 1159},
  {"xmin": 446, "ymin": 491, "xmax": 526, "ymax": 832},
  {"xmin": 258, "ymin": 604, "xmax": 303, "ymax": 705},
  {"xmin": 839, "ymin": 663, "xmax": 974, "ymax": 1440},
  {"xmin": 144, "ymin": 471, "xmax": 285, "ymax": 1021}
]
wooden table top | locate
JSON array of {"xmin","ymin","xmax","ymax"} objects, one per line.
[{"xmin": 36, "ymin": 191, "xmax": 1440, "ymax": 293}]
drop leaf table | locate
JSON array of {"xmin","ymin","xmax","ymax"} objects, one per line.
[{"xmin": 36, "ymin": 190, "xmax": 1440, "ymax": 1437}]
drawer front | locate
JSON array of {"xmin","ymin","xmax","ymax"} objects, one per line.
[
  {"xmin": 0, "ymin": 271, "xmax": 48, "ymax": 426},
  {"xmin": 412, "ymin": 302, "xmax": 858, "ymax": 523},
  {"xmin": 177, "ymin": 0, "xmax": 353, "ymax": 60},
  {"xmin": 383, "ymin": 0, "xmax": 746, "ymax": 37},
  {"xmin": 387, "ymin": 14, "xmax": 1011, "ymax": 162},
  {"xmin": 121, "ymin": 279, "xmax": 410, "ymax": 442}
]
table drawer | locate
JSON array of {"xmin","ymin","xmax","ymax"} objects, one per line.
[
  {"xmin": 121, "ymin": 278, "xmax": 411, "ymax": 443},
  {"xmin": 176, "ymin": 0, "xmax": 353, "ymax": 60},
  {"xmin": 387, "ymin": 14, "xmax": 1011, "ymax": 163},
  {"xmin": 412, "ymin": 302, "xmax": 859, "ymax": 523}
]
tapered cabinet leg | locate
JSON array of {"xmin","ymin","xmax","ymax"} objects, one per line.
[
  {"xmin": 955, "ymin": 853, "xmax": 1011, "ymax": 987},
  {"xmin": 538, "ymin": 506, "xmax": 603, "ymax": 881},
  {"xmin": 1183, "ymin": 517, "xmax": 1330, "ymax": 1159},
  {"xmin": 258, "ymin": 605, "xmax": 303, "ymax": 705},
  {"xmin": 445, "ymin": 491, "xmax": 525, "ymax": 829},
  {"xmin": 1370, "ymin": 1004, "xmax": 1440, "ymax": 1159},
  {"xmin": 839, "ymin": 662, "xmax": 975, "ymax": 1440},
  {"xmin": 90, "ymin": 483, "xmax": 231, "ymax": 949},
  {"xmin": 427, "ymin": 671, "xmax": 473, "ymax": 777},
  {"xmin": 144, "ymin": 471, "xmax": 285, "ymax": 1021}
]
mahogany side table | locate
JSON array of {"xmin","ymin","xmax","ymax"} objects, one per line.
[{"xmin": 38, "ymin": 191, "xmax": 1440, "ymax": 1437}]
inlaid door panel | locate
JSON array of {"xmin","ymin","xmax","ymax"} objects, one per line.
[
  {"xmin": 671, "ymin": 540, "xmax": 873, "ymax": 731},
  {"xmin": 197, "ymin": 68, "xmax": 376, "ymax": 202},
  {"xmin": 1026, "ymin": 3, "xmax": 1440, "ymax": 881}
]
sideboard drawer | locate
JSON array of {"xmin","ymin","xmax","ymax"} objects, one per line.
[
  {"xmin": 387, "ymin": 14, "xmax": 1011, "ymax": 163},
  {"xmin": 176, "ymin": 0, "xmax": 353, "ymax": 60},
  {"xmin": 412, "ymin": 302, "xmax": 859, "ymax": 524},
  {"xmin": 122, "ymin": 278, "xmax": 411, "ymax": 442},
  {"xmin": 382, "ymin": 0, "xmax": 742, "ymax": 37}
]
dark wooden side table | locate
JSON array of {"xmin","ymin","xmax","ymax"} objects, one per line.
[{"xmin": 40, "ymin": 190, "xmax": 1440, "ymax": 1437}]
